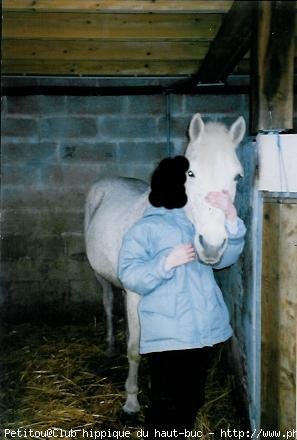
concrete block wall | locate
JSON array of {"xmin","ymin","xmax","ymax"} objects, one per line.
[
  {"xmin": 1, "ymin": 93, "xmax": 249, "ymax": 323},
  {"xmin": 215, "ymin": 140, "xmax": 257, "ymax": 420}
]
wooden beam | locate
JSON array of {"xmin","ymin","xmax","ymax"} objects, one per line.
[
  {"xmin": 2, "ymin": 84, "xmax": 251, "ymax": 96},
  {"xmin": 251, "ymin": 1, "xmax": 295, "ymax": 133},
  {"xmin": 2, "ymin": 0, "xmax": 233, "ymax": 14},
  {"xmin": 2, "ymin": 39, "xmax": 210, "ymax": 61},
  {"xmin": 3, "ymin": 12, "xmax": 222, "ymax": 40},
  {"xmin": 193, "ymin": 0, "xmax": 256, "ymax": 83},
  {"xmin": 2, "ymin": 57, "xmax": 253, "ymax": 77},
  {"xmin": 1, "ymin": 59, "xmax": 203, "ymax": 75}
]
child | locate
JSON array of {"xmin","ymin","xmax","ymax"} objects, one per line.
[{"xmin": 118, "ymin": 156, "xmax": 246, "ymax": 438}]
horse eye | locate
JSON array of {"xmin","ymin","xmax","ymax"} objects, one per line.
[
  {"xmin": 188, "ymin": 170, "xmax": 195, "ymax": 177},
  {"xmin": 234, "ymin": 174, "xmax": 242, "ymax": 182}
]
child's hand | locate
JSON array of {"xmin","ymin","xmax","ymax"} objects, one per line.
[
  {"xmin": 164, "ymin": 243, "xmax": 196, "ymax": 271},
  {"xmin": 205, "ymin": 190, "xmax": 237, "ymax": 222}
]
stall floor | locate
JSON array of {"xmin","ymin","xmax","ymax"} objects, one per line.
[{"xmin": 0, "ymin": 319, "xmax": 248, "ymax": 439}]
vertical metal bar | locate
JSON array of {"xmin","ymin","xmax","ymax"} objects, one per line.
[
  {"xmin": 251, "ymin": 188, "xmax": 264, "ymax": 431},
  {"xmin": 165, "ymin": 93, "xmax": 172, "ymax": 156}
]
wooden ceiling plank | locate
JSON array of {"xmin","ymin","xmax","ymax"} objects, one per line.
[
  {"xmin": 1, "ymin": 59, "xmax": 203, "ymax": 75},
  {"xmin": 2, "ymin": 57, "xmax": 254, "ymax": 76},
  {"xmin": 3, "ymin": 12, "xmax": 223, "ymax": 40},
  {"xmin": 194, "ymin": 0, "xmax": 256, "ymax": 83},
  {"xmin": 3, "ymin": 0, "xmax": 233, "ymax": 14},
  {"xmin": 3, "ymin": 39, "xmax": 210, "ymax": 61}
]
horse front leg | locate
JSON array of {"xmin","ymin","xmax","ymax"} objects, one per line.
[{"xmin": 123, "ymin": 290, "xmax": 141, "ymax": 414}]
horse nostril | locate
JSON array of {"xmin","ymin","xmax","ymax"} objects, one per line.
[{"xmin": 199, "ymin": 234, "xmax": 204, "ymax": 247}]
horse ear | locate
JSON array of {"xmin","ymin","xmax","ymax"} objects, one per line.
[
  {"xmin": 189, "ymin": 113, "xmax": 204, "ymax": 142},
  {"xmin": 230, "ymin": 116, "xmax": 246, "ymax": 147}
]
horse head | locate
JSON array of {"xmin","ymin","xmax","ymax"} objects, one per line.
[{"xmin": 184, "ymin": 113, "xmax": 246, "ymax": 265}]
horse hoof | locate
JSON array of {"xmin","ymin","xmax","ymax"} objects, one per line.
[
  {"xmin": 120, "ymin": 408, "xmax": 140, "ymax": 426},
  {"xmin": 123, "ymin": 400, "xmax": 140, "ymax": 415}
]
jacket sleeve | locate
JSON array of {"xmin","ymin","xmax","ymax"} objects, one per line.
[
  {"xmin": 213, "ymin": 217, "xmax": 246, "ymax": 270},
  {"xmin": 117, "ymin": 223, "xmax": 175, "ymax": 295}
]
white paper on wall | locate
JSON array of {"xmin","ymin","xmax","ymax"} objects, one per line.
[{"xmin": 257, "ymin": 133, "xmax": 297, "ymax": 192}]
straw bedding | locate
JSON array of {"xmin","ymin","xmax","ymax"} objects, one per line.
[{"xmin": 0, "ymin": 318, "xmax": 246, "ymax": 439}]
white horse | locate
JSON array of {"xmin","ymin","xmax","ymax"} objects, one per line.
[{"xmin": 84, "ymin": 113, "xmax": 246, "ymax": 414}]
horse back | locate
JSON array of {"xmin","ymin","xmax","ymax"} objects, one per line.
[{"xmin": 85, "ymin": 177, "xmax": 149, "ymax": 283}]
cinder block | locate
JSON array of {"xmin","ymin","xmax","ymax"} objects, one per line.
[
  {"xmin": 1, "ymin": 259, "xmax": 42, "ymax": 281},
  {"xmin": 171, "ymin": 139, "xmax": 188, "ymax": 156},
  {"xmin": 70, "ymin": 279, "xmax": 101, "ymax": 304},
  {"xmin": 67, "ymin": 259, "xmax": 94, "ymax": 281},
  {"xmin": 41, "ymin": 117, "xmax": 97, "ymax": 139},
  {"xmin": 41, "ymin": 163, "xmax": 106, "ymax": 188},
  {"xmin": 184, "ymin": 94, "xmax": 244, "ymax": 115},
  {"xmin": 39, "ymin": 211, "xmax": 84, "ymax": 235},
  {"xmin": 49, "ymin": 187, "xmax": 88, "ymax": 211},
  {"xmin": 2, "ymin": 142, "xmax": 57, "ymax": 164},
  {"xmin": 40, "ymin": 256, "xmax": 71, "ymax": 281},
  {"xmin": 113, "ymin": 163, "xmax": 153, "ymax": 182},
  {"xmin": 7, "ymin": 96, "xmax": 42, "ymax": 114},
  {"xmin": 98, "ymin": 116, "xmax": 159, "ymax": 140},
  {"xmin": 1, "ymin": 235, "xmax": 29, "ymax": 260},
  {"xmin": 40, "ymin": 96, "xmax": 66, "ymax": 114},
  {"xmin": 2, "ymin": 118, "xmax": 38, "ymax": 139},
  {"xmin": 9, "ymin": 281, "xmax": 41, "ymax": 306},
  {"xmin": 1, "ymin": 96, "xmax": 7, "ymax": 116},
  {"xmin": 80, "ymin": 162, "xmax": 145, "ymax": 182},
  {"xmin": 157, "ymin": 116, "xmax": 167, "ymax": 139},
  {"xmin": 38, "ymin": 256, "xmax": 92, "ymax": 283},
  {"xmin": 1, "ymin": 209, "xmax": 41, "ymax": 236},
  {"xmin": 41, "ymin": 236, "xmax": 64, "ymax": 263},
  {"xmin": 127, "ymin": 95, "xmax": 166, "ymax": 114},
  {"xmin": 0, "ymin": 280, "xmax": 10, "ymax": 307},
  {"xmin": 2, "ymin": 164, "xmax": 40, "ymax": 186},
  {"xmin": 170, "ymin": 95, "xmax": 185, "ymax": 116},
  {"xmin": 40, "ymin": 164, "xmax": 64, "ymax": 186},
  {"xmin": 59, "ymin": 141, "xmax": 117, "ymax": 162},
  {"xmin": 62, "ymin": 233, "xmax": 86, "ymax": 259},
  {"xmin": 1, "ymin": 186, "xmax": 87, "ymax": 210},
  {"xmin": 170, "ymin": 116, "xmax": 191, "ymax": 140},
  {"xmin": 27, "ymin": 236, "xmax": 65, "ymax": 260},
  {"xmin": 7, "ymin": 95, "xmax": 66, "ymax": 115},
  {"xmin": 0, "ymin": 280, "xmax": 70, "ymax": 322},
  {"xmin": 215, "ymin": 115, "xmax": 248, "ymax": 130},
  {"xmin": 39, "ymin": 278, "xmax": 70, "ymax": 303},
  {"xmin": 67, "ymin": 95, "xmax": 127, "ymax": 114},
  {"xmin": 117, "ymin": 141, "xmax": 168, "ymax": 162}
]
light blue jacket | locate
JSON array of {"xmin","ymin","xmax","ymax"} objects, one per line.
[{"xmin": 118, "ymin": 206, "xmax": 246, "ymax": 354}]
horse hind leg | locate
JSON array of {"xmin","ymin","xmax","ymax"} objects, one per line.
[
  {"xmin": 123, "ymin": 290, "xmax": 141, "ymax": 414},
  {"xmin": 95, "ymin": 273, "xmax": 115, "ymax": 357}
]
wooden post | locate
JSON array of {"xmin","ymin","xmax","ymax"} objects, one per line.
[
  {"xmin": 261, "ymin": 201, "xmax": 280, "ymax": 429},
  {"xmin": 194, "ymin": 0, "xmax": 255, "ymax": 84},
  {"xmin": 261, "ymin": 197, "xmax": 297, "ymax": 431},
  {"xmin": 251, "ymin": 1, "xmax": 295, "ymax": 133}
]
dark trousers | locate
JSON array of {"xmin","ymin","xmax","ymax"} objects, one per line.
[{"xmin": 144, "ymin": 346, "xmax": 216, "ymax": 439}]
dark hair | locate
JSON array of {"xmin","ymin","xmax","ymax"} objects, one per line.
[{"xmin": 148, "ymin": 155, "xmax": 189, "ymax": 209}]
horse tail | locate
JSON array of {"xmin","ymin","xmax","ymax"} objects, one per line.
[{"xmin": 84, "ymin": 182, "xmax": 105, "ymax": 235}]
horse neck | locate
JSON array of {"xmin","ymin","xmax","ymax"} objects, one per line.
[{"xmin": 134, "ymin": 190, "xmax": 151, "ymax": 217}]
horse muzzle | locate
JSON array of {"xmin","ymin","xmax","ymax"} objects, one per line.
[{"xmin": 196, "ymin": 234, "xmax": 227, "ymax": 265}]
